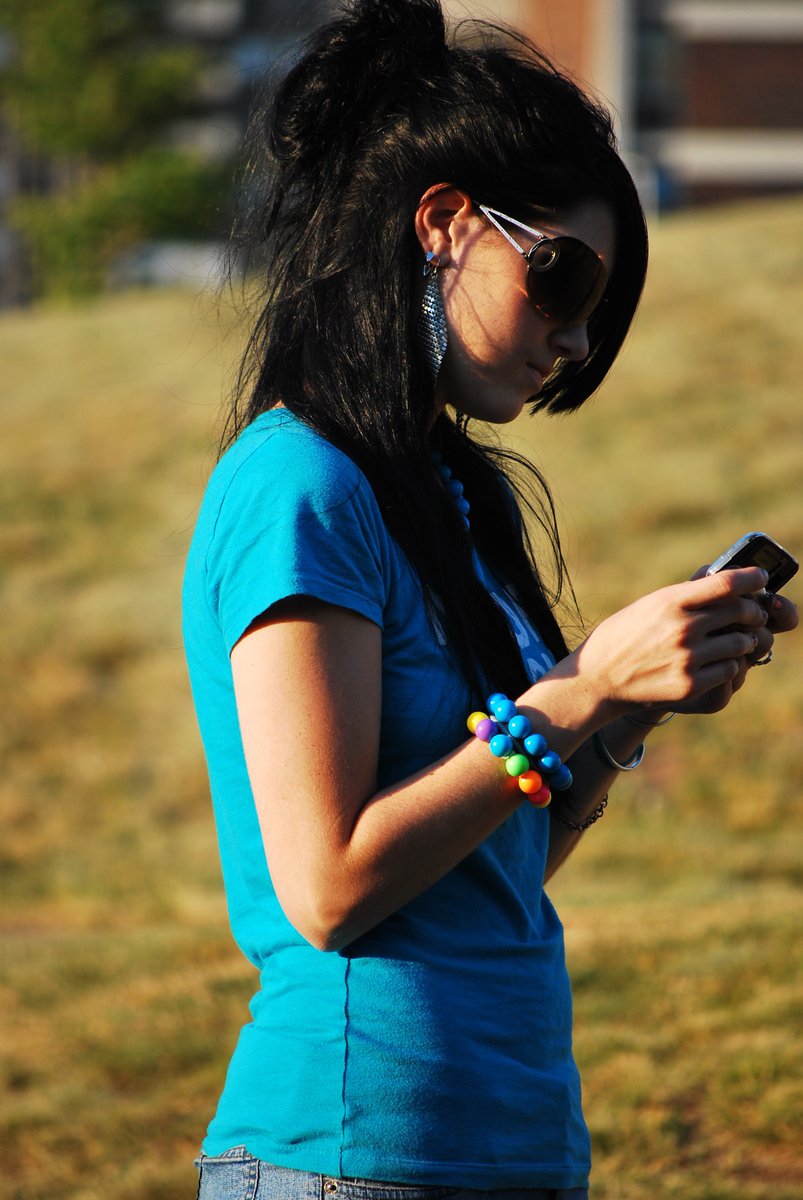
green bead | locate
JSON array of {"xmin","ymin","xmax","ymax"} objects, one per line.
[{"xmin": 505, "ymin": 753, "xmax": 530, "ymax": 777}]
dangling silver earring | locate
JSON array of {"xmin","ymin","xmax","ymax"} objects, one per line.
[{"xmin": 418, "ymin": 251, "xmax": 448, "ymax": 380}]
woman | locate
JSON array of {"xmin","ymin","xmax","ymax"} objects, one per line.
[{"xmin": 183, "ymin": 2, "xmax": 796, "ymax": 1197}]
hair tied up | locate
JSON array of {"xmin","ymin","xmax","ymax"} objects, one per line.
[{"xmin": 269, "ymin": 0, "xmax": 448, "ymax": 178}]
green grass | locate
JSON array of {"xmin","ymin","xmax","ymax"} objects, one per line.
[{"xmin": 2, "ymin": 197, "xmax": 802, "ymax": 1198}]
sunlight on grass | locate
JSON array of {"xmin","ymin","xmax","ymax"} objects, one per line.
[{"xmin": 1, "ymin": 198, "xmax": 802, "ymax": 1198}]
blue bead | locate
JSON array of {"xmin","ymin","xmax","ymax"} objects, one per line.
[
  {"xmin": 494, "ymin": 698, "xmax": 517, "ymax": 724},
  {"xmin": 508, "ymin": 714, "xmax": 532, "ymax": 740},
  {"xmin": 455, "ymin": 497, "xmax": 471, "ymax": 515},
  {"xmin": 446, "ymin": 479, "xmax": 464, "ymax": 497},
  {"xmin": 462, "ymin": 516, "xmax": 471, "ymax": 530},
  {"xmin": 487, "ymin": 692, "xmax": 506, "ymax": 710},
  {"xmin": 436, "ymin": 463, "xmax": 452, "ymax": 481},
  {"xmin": 551, "ymin": 764, "xmax": 573, "ymax": 790},
  {"xmin": 539, "ymin": 750, "xmax": 562, "ymax": 774},
  {"xmin": 489, "ymin": 734, "xmax": 514, "ymax": 758},
  {"xmin": 524, "ymin": 733, "xmax": 547, "ymax": 758}
]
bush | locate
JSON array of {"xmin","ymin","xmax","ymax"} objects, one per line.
[{"xmin": 11, "ymin": 151, "xmax": 234, "ymax": 297}]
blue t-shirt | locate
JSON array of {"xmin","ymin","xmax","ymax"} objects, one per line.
[{"xmin": 182, "ymin": 409, "xmax": 591, "ymax": 1189}]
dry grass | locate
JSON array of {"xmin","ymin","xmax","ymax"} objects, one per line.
[{"xmin": 1, "ymin": 197, "xmax": 802, "ymax": 1198}]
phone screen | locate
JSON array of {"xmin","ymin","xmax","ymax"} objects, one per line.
[{"xmin": 709, "ymin": 532, "xmax": 798, "ymax": 592}]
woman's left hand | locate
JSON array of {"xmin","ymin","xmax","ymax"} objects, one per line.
[{"xmin": 675, "ymin": 583, "xmax": 798, "ymax": 715}]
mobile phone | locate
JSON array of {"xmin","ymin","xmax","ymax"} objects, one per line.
[{"xmin": 707, "ymin": 531, "xmax": 798, "ymax": 593}]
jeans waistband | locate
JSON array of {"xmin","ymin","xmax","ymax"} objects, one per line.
[{"xmin": 194, "ymin": 1149, "xmax": 589, "ymax": 1200}]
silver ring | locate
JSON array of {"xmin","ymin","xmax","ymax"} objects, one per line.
[{"xmin": 751, "ymin": 649, "xmax": 773, "ymax": 667}]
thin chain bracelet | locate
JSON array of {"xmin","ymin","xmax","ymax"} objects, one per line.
[{"xmin": 555, "ymin": 794, "xmax": 608, "ymax": 832}]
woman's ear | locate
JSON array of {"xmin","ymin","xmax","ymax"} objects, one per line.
[{"xmin": 414, "ymin": 186, "xmax": 475, "ymax": 268}]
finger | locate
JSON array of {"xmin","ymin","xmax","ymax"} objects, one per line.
[
  {"xmin": 699, "ymin": 628, "xmax": 759, "ymax": 665},
  {"xmin": 695, "ymin": 595, "xmax": 768, "ymax": 633},
  {"xmin": 677, "ymin": 673, "xmax": 743, "ymax": 715},
  {"xmin": 694, "ymin": 655, "xmax": 742, "ymax": 695},
  {"xmin": 731, "ymin": 655, "xmax": 750, "ymax": 692},
  {"xmin": 765, "ymin": 593, "xmax": 799, "ymax": 633},
  {"xmin": 680, "ymin": 681, "xmax": 733, "ymax": 715},
  {"xmin": 682, "ymin": 567, "xmax": 769, "ymax": 610},
  {"xmin": 746, "ymin": 628, "xmax": 774, "ymax": 664}
]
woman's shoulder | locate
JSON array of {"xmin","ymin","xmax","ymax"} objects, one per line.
[
  {"xmin": 208, "ymin": 407, "xmax": 368, "ymax": 516},
  {"xmin": 186, "ymin": 408, "xmax": 393, "ymax": 648},
  {"xmin": 220, "ymin": 407, "xmax": 361, "ymax": 481}
]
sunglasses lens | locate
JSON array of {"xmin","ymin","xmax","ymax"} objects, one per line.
[
  {"xmin": 528, "ymin": 240, "xmax": 560, "ymax": 272},
  {"xmin": 526, "ymin": 237, "xmax": 607, "ymax": 324}
]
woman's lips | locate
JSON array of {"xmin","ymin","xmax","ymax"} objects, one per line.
[{"xmin": 527, "ymin": 362, "xmax": 550, "ymax": 391}]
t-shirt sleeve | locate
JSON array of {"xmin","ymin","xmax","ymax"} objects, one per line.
[{"xmin": 204, "ymin": 432, "xmax": 388, "ymax": 653}]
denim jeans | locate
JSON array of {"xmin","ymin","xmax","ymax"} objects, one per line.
[{"xmin": 194, "ymin": 1147, "xmax": 589, "ymax": 1200}]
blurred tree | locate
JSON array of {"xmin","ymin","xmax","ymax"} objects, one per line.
[{"xmin": 1, "ymin": 0, "xmax": 233, "ymax": 297}]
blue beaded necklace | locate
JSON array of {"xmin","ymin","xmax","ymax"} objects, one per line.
[{"xmin": 431, "ymin": 450, "xmax": 471, "ymax": 530}]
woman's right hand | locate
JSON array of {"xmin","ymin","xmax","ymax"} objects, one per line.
[{"xmin": 572, "ymin": 565, "xmax": 770, "ymax": 717}]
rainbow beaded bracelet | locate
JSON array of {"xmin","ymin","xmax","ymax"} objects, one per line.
[{"xmin": 467, "ymin": 692, "xmax": 573, "ymax": 808}]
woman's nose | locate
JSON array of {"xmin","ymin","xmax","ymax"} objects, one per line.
[{"xmin": 551, "ymin": 322, "xmax": 590, "ymax": 362}]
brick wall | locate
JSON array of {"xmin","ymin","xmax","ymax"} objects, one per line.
[
  {"xmin": 527, "ymin": 0, "xmax": 595, "ymax": 83},
  {"xmin": 684, "ymin": 40, "xmax": 803, "ymax": 128}
]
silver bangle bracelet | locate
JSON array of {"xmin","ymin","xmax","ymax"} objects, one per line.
[{"xmin": 592, "ymin": 729, "xmax": 645, "ymax": 772}]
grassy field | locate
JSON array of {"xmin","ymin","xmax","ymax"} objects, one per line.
[{"xmin": 1, "ymin": 197, "xmax": 802, "ymax": 1199}]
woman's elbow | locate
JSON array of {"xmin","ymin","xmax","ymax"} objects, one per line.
[{"xmin": 279, "ymin": 883, "xmax": 362, "ymax": 953}]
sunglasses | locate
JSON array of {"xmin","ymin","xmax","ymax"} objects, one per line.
[{"xmin": 477, "ymin": 204, "xmax": 608, "ymax": 325}]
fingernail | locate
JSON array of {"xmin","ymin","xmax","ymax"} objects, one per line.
[{"xmin": 761, "ymin": 569, "xmax": 770, "ymax": 583}]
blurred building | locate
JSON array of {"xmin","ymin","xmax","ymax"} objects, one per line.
[
  {"xmin": 75, "ymin": 0, "xmax": 803, "ymax": 207},
  {"xmin": 2, "ymin": 0, "xmax": 802, "ymax": 305},
  {"xmin": 450, "ymin": 0, "xmax": 803, "ymax": 207},
  {"xmin": 162, "ymin": 0, "xmax": 331, "ymax": 159},
  {"xmin": 639, "ymin": 0, "xmax": 803, "ymax": 205}
]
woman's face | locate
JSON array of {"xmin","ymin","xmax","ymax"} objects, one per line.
[{"xmin": 434, "ymin": 198, "xmax": 617, "ymax": 424}]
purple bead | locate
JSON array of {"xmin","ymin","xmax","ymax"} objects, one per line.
[
  {"xmin": 474, "ymin": 718, "xmax": 499, "ymax": 742},
  {"xmin": 508, "ymin": 714, "xmax": 532, "ymax": 740}
]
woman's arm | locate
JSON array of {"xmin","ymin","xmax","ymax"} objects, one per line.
[
  {"xmin": 231, "ymin": 567, "xmax": 777, "ymax": 950},
  {"xmin": 231, "ymin": 597, "xmax": 611, "ymax": 951}
]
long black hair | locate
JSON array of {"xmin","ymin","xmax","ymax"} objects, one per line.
[{"xmin": 222, "ymin": 0, "xmax": 648, "ymax": 701}]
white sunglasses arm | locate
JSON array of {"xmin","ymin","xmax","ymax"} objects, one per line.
[{"xmin": 477, "ymin": 205, "xmax": 530, "ymax": 259}]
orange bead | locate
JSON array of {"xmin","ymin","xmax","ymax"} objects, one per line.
[{"xmin": 517, "ymin": 770, "xmax": 543, "ymax": 794}]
